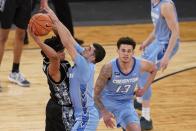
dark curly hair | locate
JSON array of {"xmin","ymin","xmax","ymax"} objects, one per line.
[
  {"xmin": 92, "ymin": 43, "xmax": 106, "ymax": 63},
  {"xmin": 117, "ymin": 37, "xmax": 136, "ymax": 50},
  {"xmin": 41, "ymin": 36, "xmax": 64, "ymax": 61}
]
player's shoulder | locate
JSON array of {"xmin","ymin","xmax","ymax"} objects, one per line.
[
  {"xmin": 75, "ymin": 53, "xmax": 89, "ymax": 66},
  {"xmin": 100, "ymin": 63, "xmax": 112, "ymax": 73},
  {"xmin": 99, "ymin": 63, "xmax": 112, "ymax": 78},
  {"xmin": 104, "ymin": 62, "xmax": 112, "ymax": 69}
]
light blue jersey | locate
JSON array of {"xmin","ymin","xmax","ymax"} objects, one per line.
[
  {"xmin": 101, "ymin": 58, "xmax": 141, "ymax": 128},
  {"xmin": 139, "ymin": 0, "xmax": 179, "ymax": 100},
  {"xmin": 69, "ymin": 43, "xmax": 99, "ymax": 131},
  {"xmin": 151, "ymin": 0, "xmax": 178, "ymax": 44}
]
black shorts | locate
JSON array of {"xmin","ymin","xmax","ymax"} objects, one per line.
[
  {"xmin": 0, "ymin": 0, "xmax": 31, "ymax": 29},
  {"xmin": 45, "ymin": 99, "xmax": 74, "ymax": 131}
]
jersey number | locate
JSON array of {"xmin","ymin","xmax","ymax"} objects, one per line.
[{"xmin": 116, "ymin": 85, "xmax": 131, "ymax": 93}]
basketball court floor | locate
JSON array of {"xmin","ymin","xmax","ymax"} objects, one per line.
[{"xmin": 0, "ymin": 22, "xmax": 196, "ymax": 131}]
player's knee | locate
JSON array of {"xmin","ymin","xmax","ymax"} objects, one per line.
[
  {"xmin": 126, "ymin": 123, "xmax": 141, "ymax": 131},
  {"xmin": 15, "ymin": 30, "xmax": 26, "ymax": 42}
]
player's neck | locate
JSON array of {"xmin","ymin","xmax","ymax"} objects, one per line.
[{"xmin": 118, "ymin": 59, "xmax": 134, "ymax": 74}]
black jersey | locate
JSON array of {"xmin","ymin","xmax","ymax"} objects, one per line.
[{"xmin": 43, "ymin": 59, "xmax": 72, "ymax": 106}]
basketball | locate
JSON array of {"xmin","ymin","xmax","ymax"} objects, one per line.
[{"xmin": 29, "ymin": 13, "xmax": 53, "ymax": 36}]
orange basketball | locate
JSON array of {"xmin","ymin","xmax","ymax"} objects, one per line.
[{"xmin": 29, "ymin": 13, "xmax": 53, "ymax": 36}]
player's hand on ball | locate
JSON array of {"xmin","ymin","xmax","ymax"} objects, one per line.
[
  {"xmin": 28, "ymin": 13, "xmax": 52, "ymax": 36},
  {"xmin": 28, "ymin": 25, "xmax": 41, "ymax": 45}
]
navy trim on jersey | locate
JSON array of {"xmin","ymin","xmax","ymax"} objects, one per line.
[
  {"xmin": 157, "ymin": 44, "xmax": 168, "ymax": 60},
  {"xmin": 116, "ymin": 57, "xmax": 136, "ymax": 76},
  {"xmin": 79, "ymin": 84, "xmax": 89, "ymax": 130}
]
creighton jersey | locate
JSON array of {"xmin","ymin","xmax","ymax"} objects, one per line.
[
  {"xmin": 69, "ymin": 54, "xmax": 96, "ymax": 120},
  {"xmin": 151, "ymin": 0, "xmax": 178, "ymax": 44},
  {"xmin": 101, "ymin": 57, "xmax": 141, "ymax": 106}
]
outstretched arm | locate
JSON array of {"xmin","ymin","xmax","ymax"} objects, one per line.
[
  {"xmin": 28, "ymin": 26, "xmax": 61, "ymax": 82},
  {"xmin": 94, "ymin": 64, "xmax": 115, "ymax": 128},
  {"xmin": 160, "ymin": 2, "xmax": 179, "ymax": 71},
  {"xmin": 46, "ymin": 8, "xmax": 90, "ymax": 82},
  {"xmin": 46, "ymin": 7, "xmax": 78, "ymax": 61},
  {"xmin": 136, "ymin": 60, "xmax": 157, "ymax": 96},
  {"xmin": 40, "ymin": 0, "xmax": 48, "ymax": 9}
]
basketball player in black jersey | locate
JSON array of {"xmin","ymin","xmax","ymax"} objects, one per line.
[{"xmin": 29, "ymin": 28, "xmax": 74, "ymax": 131}]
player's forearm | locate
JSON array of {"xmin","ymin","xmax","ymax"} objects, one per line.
[
  {"xmin": 161, "ymin": 2, "xmax": 179, "ymax": 59},
  {"xmin": 54, "ymin": 20, "xmax": 77, "ymax": 60},
  {"xmin": 164, "ymin": 29, "xmax": 179, "ymax": 58},
  {"xmin": 94, "ymin": 95, "xmax": 107, "ymax": 114},
  {"xmin": 41, "ymin": 0, "xmax": 48, "ymax": 3},
  {"xmin": 40, "ymin": 42, "xmax": 59, "ymax": 61},
  {"xmin": 40, "ymin": 0, "xmax": 48, "ymax": 8},
  {"xmin": 94, "ymin": 80, "xmax": 107, "ymax": 114},
  {"xmin": 54, "ymin": 20, "xmax": 74, "ymax": 47},
  {"xmin": 47, "ymin": 7, "xmax": 76, "ymax": 49},
  {"xmin": 94, "ymin": 64, "xmax": 112, "ymax": 114},
  {"xmin": 30, "ymin": 32, "xmax": 58, "ymax": 60},
  {"xmin": 94, "ymin": 81, "xmax": 107, "ymax": 115},
  {"xmin": 143, "ymin": 29, "xmax": 155, "ymax": 46}
]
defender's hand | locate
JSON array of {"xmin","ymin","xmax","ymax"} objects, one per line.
[{"xmin": 102, "ymin": 110, "xmax": 115, "ymax": 128}]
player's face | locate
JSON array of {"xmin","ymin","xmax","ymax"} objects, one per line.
[
  {"xmin": 118, "ymin": 44, "xmax": 134, "ymax": 63},
  {"xmin": 83, "ymin": 45, "xmax": 95, "ymax": 60}
]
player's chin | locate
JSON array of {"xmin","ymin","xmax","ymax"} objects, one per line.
[{"xmin": 122, "ymin": 58, "xmax": 130, "ymax": 63}]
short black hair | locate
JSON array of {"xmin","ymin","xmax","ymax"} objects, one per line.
[
  {"xmin": 93, "ymin": 43, "xmax": 106, "ymax": 63},
  {"xmin": 41, "ymin": 36, "xmax": 64, "ymax": 60},
  {"xmin": 117, "ymin": 37, "xmax": 136, "ymax": 50}
]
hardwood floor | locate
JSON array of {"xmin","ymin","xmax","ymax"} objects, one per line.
[{"xmin": 0, "ymin": 21, "xmax": 196, "ymax": 131}]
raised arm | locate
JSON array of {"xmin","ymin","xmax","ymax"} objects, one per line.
[
  {"xmin": 28, "ymin": 27, "xmax": 61, "ymax": 82},
  {"xmin": 94, "ymin": 63, "xmax": 115, "ymax": 128},
  {"xmin": 160, "ymin": 2, "xmax": 179, "ymax": 70},
  {"xmin": 46, "ymin": 7, "xmax": 78, "ymax": 61},
  {"xmin": 40, "ymin": 0, "xmax": 48, "ymax": 9},
  {"xmin": 136, "ymin": 60, "xmax": 157, "ymax": 96}
]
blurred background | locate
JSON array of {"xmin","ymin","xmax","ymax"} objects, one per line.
[{"xmin": 44, "ymin": 0, "xmax": 196, "ymax": 26}]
